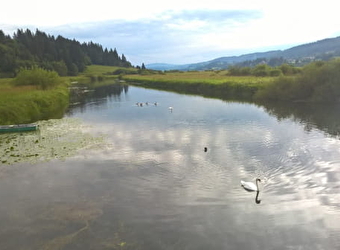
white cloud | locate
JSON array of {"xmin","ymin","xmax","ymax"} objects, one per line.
[{"xmin": 1, "ymin": 0, "xmax": 340, "ymax": 64}]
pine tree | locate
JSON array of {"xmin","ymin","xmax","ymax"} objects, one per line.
[{"xmin": 0, "ymin": 29, "xmax": 133, "ymax": 76}]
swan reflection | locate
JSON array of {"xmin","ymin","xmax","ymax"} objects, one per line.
[{"xmin": 255, "ymin": 191, "xmax": 261, "ymax": 204}]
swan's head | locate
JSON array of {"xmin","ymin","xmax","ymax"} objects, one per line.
[{"xmin": 256, "ymin": 178, "xmax": 261, "ymax": 182}]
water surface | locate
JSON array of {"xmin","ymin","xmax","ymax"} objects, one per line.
[{"xmin": 0, "ymin": 84, "xmax": 339, "ymax": 249}]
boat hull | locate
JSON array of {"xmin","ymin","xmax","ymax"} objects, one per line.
[{"xmin": 0, "ymin": 124, "xmax": 38, "ymax": 133}]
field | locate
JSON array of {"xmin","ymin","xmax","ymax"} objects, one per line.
[
  {"xmin": 71, "ymin": 66, "xmax": 274, "ymax": 90},
  {"xmin": 81, "ymin": 65, "xmax": 135, "ymax": 75},
  {"xmin": 66, "ymin": 65, "xmax": 133, "ymax": 85},
  {"xmin": 123, "ymin": 70, "xmax": 273, "ymax": 85},
  {"xmin": 81, "ymin": 66, "xmax": 274, "ymax": 88},
  {"xmin": 122, "ymin": 70, "xmax": 275, "ymax": 101}
]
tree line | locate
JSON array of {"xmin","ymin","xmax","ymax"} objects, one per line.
[
  {"xmin": 227, "ymin": 63, "xmax": 301, "ymax": 77},
  {"xmin": 0, "ymin": 29, "xmax": 132, "ymax": 77}
]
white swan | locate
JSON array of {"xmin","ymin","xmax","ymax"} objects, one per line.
[{"xmin": 241, "ymin": 178, "xmax": 261, "ymax": 192}]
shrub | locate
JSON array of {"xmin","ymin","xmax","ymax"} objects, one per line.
[
  {"xmin": 13, "ymin": 68, "xmax": 63, "ymax": 90},
  {"xmin": 252, "ymin": 64, "xmax": 270, "ymax": 77},
  {"xmin": 52, "ymin": 61, "xmax": 68, "ymax": 76},
  {"xmin": 255, "ymin": 59, "xmax": 340, "ymax": 102},
  {"xmin": 269, "ymin": 69, "xmax": 282, "ymax": 77}
]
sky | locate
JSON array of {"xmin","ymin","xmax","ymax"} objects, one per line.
[{"xmin": 1, "ymin": 0, "xmax": 340, "ymax": 66}]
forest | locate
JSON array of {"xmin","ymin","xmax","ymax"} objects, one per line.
[{"xmin": 0, "ymin": 29, "xmax": 132, "ymax": 77}]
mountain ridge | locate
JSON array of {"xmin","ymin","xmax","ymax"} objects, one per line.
[{"xmin": 147, "ymin": 36, "xmax": 340, "ymax": 71}]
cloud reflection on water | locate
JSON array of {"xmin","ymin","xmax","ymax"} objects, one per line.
[
  {"xmin": 69, "ymin": 87, "xmax": 340, "ymax": 248},
  {"xmin": 2, "ymin": 86, "xmax": 340, "ymax": 249},
  {"xmin": 73, "ymin": 102, "xmax": 340, "ymax": 218}
]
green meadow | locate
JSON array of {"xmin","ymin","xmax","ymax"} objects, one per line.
[
  {"xmin": 122, "ymin": 70, "xmax": 274, "ymax": 101},
  {"xmin": 68, "ymin": 65, "xmax": 133, "ymax": 86}
]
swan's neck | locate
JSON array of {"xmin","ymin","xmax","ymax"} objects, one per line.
[{"xmin": 256, "ymin": 179, "xmax": 260, "ymax": 190}]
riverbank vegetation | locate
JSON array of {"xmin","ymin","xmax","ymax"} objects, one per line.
[
  {"xmin": 227, "ymin": 63, "xmax": 302, "ymax": 77},
  {"xmin": 122, "ymin": 70, "xmax": 273, "ymax": 100},
  {"xmin": 67, "ymin": 65, "xmax": 137, "ymax": 88},
  {"xmin": 122, "ymin": 59, "xmax": 340, "ymax": 103},
  {"xmin": 0, "ymin": 69, "xmax": 69, "ymax": 125},
  {"xmin": 254, "ymin": 59, "xmax": 340, "ymax": 102},
  {"xmin": 1, "ymin": 57, "xmax": 340, "ymax": 125},
  {"xmin": 0, "ymin": 65, "xmax": 133, "ymax": 125}
]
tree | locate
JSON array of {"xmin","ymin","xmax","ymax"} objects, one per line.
[
  {"xmin": 252, "ymin": 64, "xmax": 270, "ymax": 76},
  {"xmin": 0, "ymin": 29, "xmax": 133, "ymax": 77},
  {"xmin": 67, "ymin": 63, "xmax": 79, "ymax": 76},
  {"xmin": 52, "ymin": 61, "xmax": 68, "ymax": 76}
]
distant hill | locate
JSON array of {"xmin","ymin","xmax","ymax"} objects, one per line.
[
  {"xmin": 145, "ymin": 63, "xmax": 189, "ymax": 71},
  {"xmin": 147, "ymin": 36, "xmax": 340, "ymax": 71},
  {"xmin": 281, "ymin": 36, "xmax": 340, "ymax": 59}
]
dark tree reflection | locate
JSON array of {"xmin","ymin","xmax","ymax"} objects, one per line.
[
  {"xmin": 68, "ymin": 83, "xmax": 129, "ymax": 115},
  {"xmin": 258, "ymin": 101, "xmax": 340, "ymax": 137}
]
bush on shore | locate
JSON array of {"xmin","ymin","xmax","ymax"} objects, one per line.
[
  {"xmin": 255, "ymin": 59, "xmax": 340, "ymax": 102},
  {"xmin": 13, "ymin": 68, "xmax": 64, "ymax": 90},
  {"xmin": 0, "ymin": 68, "xmax": 69, "ymax": 124}
]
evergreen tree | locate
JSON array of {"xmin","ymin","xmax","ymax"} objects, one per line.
[{"xmin": 0, "ymin": 29, "xmax": 133, "ymax": 77}]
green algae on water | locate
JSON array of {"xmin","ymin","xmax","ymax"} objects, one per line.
[{"xmin": 0, "ymin": 118, "xmax": 104, "ymax": 165}]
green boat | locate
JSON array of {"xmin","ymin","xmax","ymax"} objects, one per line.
[{"xmin": 0, "ymin": 123, "xmax": 39, "ymax": 133}]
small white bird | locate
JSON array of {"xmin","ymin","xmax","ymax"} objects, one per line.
[
  {"xmin": 241, "ymin": 178, "xmax": 261, "ymax": 192},
  {"xmin": 168, "ymin": 107, "xmax": 173, "ymax": 112}
]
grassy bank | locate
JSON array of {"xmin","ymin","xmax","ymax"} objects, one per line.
[
  {"xmin": 254, "ymin": 59, "xmax": 340, "ymax": 102},
  {"xmin": 68, "ymin": 65, "xmax": 137, "ymax": 86},
  {"xmin": 0, "ymin": 76, "xmax": 69, "ymax": 125},
  {"xmin": 123, "ymin": 59, "xmax": 340, "ymax": 103},
  {"xmin": 122, "ymin": 71, "xmax": 274, "ymax": 101},
  {"xmin": 0, "ymin": 65, "xmax": 131, "ymax": 125}
]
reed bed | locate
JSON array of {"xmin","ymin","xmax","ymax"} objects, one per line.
[{"xmin": 0, "ymin": 79, "xmax": 69, "ymax": 125}]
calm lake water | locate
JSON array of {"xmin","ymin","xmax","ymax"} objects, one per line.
[{"xmin": 1, "ymin": 84, "xmax": 340, "ymax": 250}]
